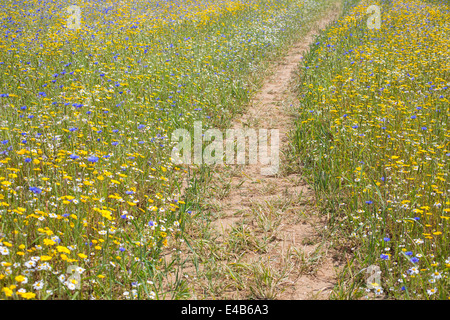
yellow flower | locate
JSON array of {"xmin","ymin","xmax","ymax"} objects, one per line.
[
  {"xmin": 43, "ymin": 238, "xmax": 56, "ymax": 246},
  {"xmin": 40, "ymin": 255, "xmax": 52, "ymax": 261},
  {"xmin": 15, "ymin": 275, "xmax": 26, "ymax": 283},
  {"xmin": 78, "ymin": 253, "xmax": 88, "ymax": 259},
  {"xmin": 2, "ymin": 287, "xmax": 13, "ymax": 297},
  {"xmin": 21, "ymin": 292, "xmax": 36, "ymax": 299},
  {"xmin": 56, "ymin": 246, "xmax": 70, "ymax": 254}
]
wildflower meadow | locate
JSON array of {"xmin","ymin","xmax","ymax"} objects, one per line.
[{"xmin": 0, "ymin": 0, "xmax": 448, "ymax": 301}]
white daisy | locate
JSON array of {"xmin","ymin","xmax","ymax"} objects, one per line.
[
  {"xmin": 427, "ymin": 288, "xmax": 437, "ymax": 295},
  {"xmin": 0, "ymin": 246, "xmax": 9, "ymax": 255},
  {"xmin": 33, "ymin": 280, "xmax": 44, "ymax": 290}
]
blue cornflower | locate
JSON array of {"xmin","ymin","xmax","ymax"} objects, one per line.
[
  {"xmin": 405, "ymin": 251, "xmax": 413, "ymax": 256},
  {"xmin": 380, "ymin": 254, "xmax": 389, "ymax": 260},
  {"xmin": 111, "ymin": 141, "xmax": 119, "ymax": 146},
  {"xmin": 148, "ymin": 220, "xmax": 154, "ymax": 227},
  {"xmin": 25, "ymin": 158, "xmax": 32, "ymax": 163},
  {"xmin": 29, "ymin": 186, "xmax": 42, "ymax": 194},
  {"xmin": 410, "ymin": 257, "xmax": 419, "ymax": 263},
  {"xmin": 87, "ymin": 156, "xmax": 99, "ymax": 163},
  {"xmin": 70, "ymin": 154, "xmax": 79, "ymax": 160},
  {"xmin": 383, "ymin": 237, "xmax": 390, "ymax": 242}
]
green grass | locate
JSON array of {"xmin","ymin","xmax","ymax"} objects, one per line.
[
  {"xmin": 0, "ymin": 0, "xmax": 342, "ymax": 300},
  {"xmin": 291, "ymin": 0, "xmax": 450, "ymax": 299}
]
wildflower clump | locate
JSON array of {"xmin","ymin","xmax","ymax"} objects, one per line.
[{"xmin": 293, "ymin": 0, "xmax": 450, "ymax": 299}]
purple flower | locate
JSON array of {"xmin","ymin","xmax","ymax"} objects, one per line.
[
  {"xmin": 383, "ymin": 237, "xmax": 390, "ymax": 242},
  {"xmin": 148, "ymin": 220, "xmax": 154, "ymax": 227},
  {"xmin": 87, "ymin": 156, "xmax": 99, "ymax": 163},
  {"xmin": 380, "ymin": 254, "xmax": 389, "ymax": 260},
  {"xmin": 29, "ymin": 186, "xmax": 42, "ymax": 194},
  {"xmin": 410, "ymin": 257, "xmax": 419, "ymax": 263}
]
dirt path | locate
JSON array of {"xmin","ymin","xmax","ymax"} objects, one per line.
[
  {"xmin": 208, "ymin": 2, "xmax": 343, "ymax": 300},
  {"xmin": 177, "ymin": 1, "xmax": 344, "ymax": 300}
]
